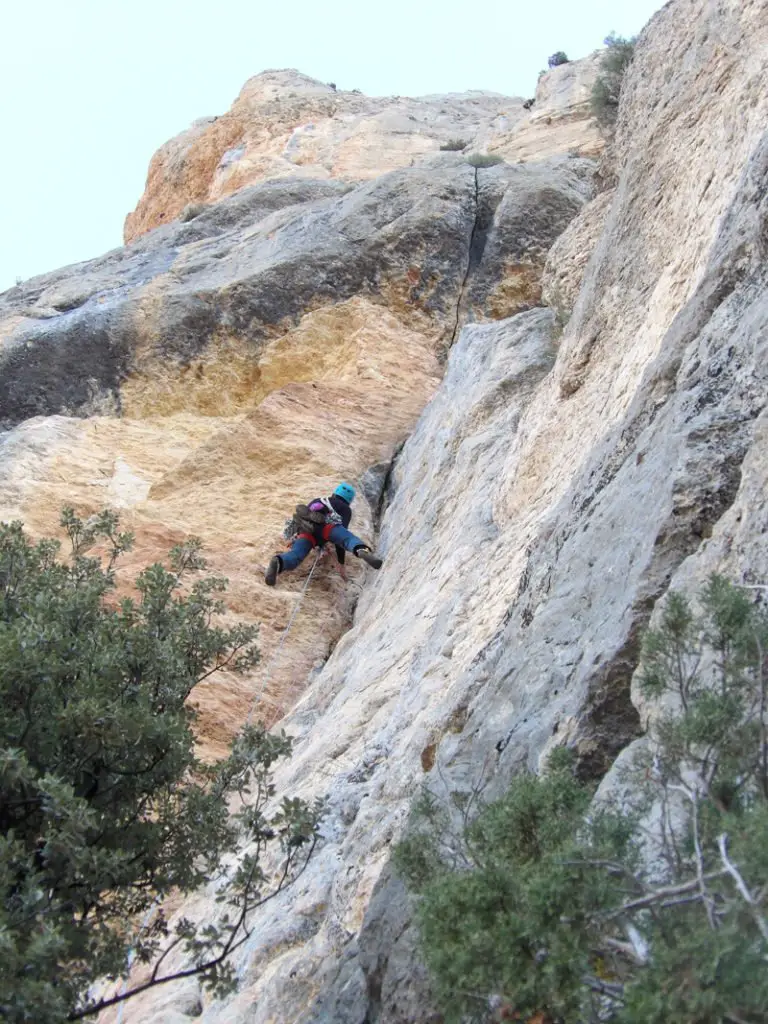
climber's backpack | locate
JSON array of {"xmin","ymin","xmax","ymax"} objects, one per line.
[{"xmin": 283, "ymin": 497, "xmax": 342, "ymax": 542}]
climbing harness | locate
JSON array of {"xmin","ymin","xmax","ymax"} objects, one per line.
[
  {"xmin": 246, "ymin": 547, "xmax": 323, "ymax": 725},
  {"xmin": 316, "ymin": 496, "xmax": 343, "ymax": 525},
  {"xmin": 287, "ymin": 497, "xmax": 344, "ymax": 541}
]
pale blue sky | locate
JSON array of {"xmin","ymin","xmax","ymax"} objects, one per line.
[{"xmin": 1, "ymin": 0, "xmax": 663, "ymax": 292}]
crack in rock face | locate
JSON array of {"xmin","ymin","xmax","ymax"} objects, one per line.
[{"xmin": 0, "ymin": 149, "xmax": 592, "ymax": 767}]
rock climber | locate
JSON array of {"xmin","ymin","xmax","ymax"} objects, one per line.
[{"xmin": 265, "ymin": 482, "xmax": 383, "ymax": 586}]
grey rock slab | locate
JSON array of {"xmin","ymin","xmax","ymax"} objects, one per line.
[
  {"xmin": 176, "ymin": 2, "xmax": 768, "ymax": 1020},
  {"xmin": 0, "ymin": 159, "xmax": 591, "ymax": 428},
  {"xmin": 171, "ymin": 178, "xmax": 355, "ymax": 244},
  {"xmin": 462, "ymin": 156, "xmax": 595, "ymax": 321},
  {"xmin": 541, "ymin": 189, "xmax": 614, "ymax": 324},
  {"xmin": 184, "ymin": 309, "xmax": 560, "ymax": 1024}
]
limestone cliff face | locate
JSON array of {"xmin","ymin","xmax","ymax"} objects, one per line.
[
  {"xmin": 0, "ymin": 145, "xmax": 590, "ymax": 756},
  {"xmin": 113, "ymin": 1, "xmax": 763, "ymax": 1020},
  {"xmin": 123, "ymin": 61, "xmax": 601, "ymax": 242},
  {"xmin": 1, "ymin": 2, "xmax": 766, "ymax": 1021}
]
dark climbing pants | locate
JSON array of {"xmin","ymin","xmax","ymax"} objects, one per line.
[{"xmin": 279, "ymin": 524, "xmax": 366, "ymax": 573}]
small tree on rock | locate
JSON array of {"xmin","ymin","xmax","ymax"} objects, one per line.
[
  {"xmin": 591, "ymin": 32, "xmax": 637, "ymax": 134},
  {"xmin": 547, "ymin": 51, "xmax": 570, "ymax": 68},
  {"xmin": 466, "ymin": 152, "xmax": 504, "ymax": 168},
  {"xmin": 396, "ymin": 577, "xmax": 768, "ymax": 1023},
  {"xmin": 0, "ymin": 510, "xmax": 324, "ymax": 1023}
]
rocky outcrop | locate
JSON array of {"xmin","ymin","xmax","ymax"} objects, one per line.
[
  {"xmin": 490, "ymin": 52, "xmax": 604, "ymax": 163},
  {"xmin": 95, "ymin": 1, "xmax": 766, "ymax": 1020},
  {"xmin": 124, "ymin": 62, "xmax": 602, "ymax": 241},
  {"xmin": 2, "ymin": 159, "xmax": 592, "ymax": 427},
  {"xmin": 2, "ymin": 1, "xmax": 766, "ymax": 1020},
  {"xmin": 0, "ymin": 155, "xmax": 590, "ymax": 756}
]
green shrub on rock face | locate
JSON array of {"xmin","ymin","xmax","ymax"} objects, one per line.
[
  {"xmin": 465, "ymin": 152, "xmax": 504, "ymax": 168},
  {"xmin": 591, "ymin": 33, "xmax": 637, "ymax": 133},
  {"xmin": 396, "ymin": 577, "xmax": 768, "ymax": 1024},
  {"xmin": 440, "ymin": 138, "xmax": 468, "ymax": 152},
  {"xmin": 548, "ymin": 51, "xmax": 570, "ymax": 68},
  {"xmin": 180, "ymin": 201, "xmax": 207, "ymax": 222},
  {"xmin": 0, "ymin": 510, "xmax": 324, "ymax": 1023}
]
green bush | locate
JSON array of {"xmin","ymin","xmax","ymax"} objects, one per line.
[
  {"xmin": 180, "ymin": 202, "xmax": 207, "ymax": 223},
  {"xmin": 396, "ymin": 577, "xmax": 768, "ymax": 1023},
  {"xmin": 0, "ymin": 510, "xmax": 324, "ymax": 1023},
  {"xmin": 548, "ymin": 51, "xmax": 570, "ymax": 68},
  {"xmin": 440, "ymin": 138, "xmax": 468, "ymax": 152},
  {"xmin": 465, "ymin": 152, "xmax": 504, "ymax": 169},
  {"xmin": 591, "ymin": 33, "xmax": 637, "ymax": 133}
]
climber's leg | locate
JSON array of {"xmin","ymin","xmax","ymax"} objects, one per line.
[
  {"xmin": 279, "ymin": 534, "xmax": 316, "ymax": 571},
  {"xmin": 355, "ymin": 547, "xmax": 383, "ymax": 570},
  {"xmin": 324, "ymin": 524, "xmax": 364, "ymax": 553},
  {"xmin": 266, "ymin": 534, "xmax": 315, "ymax": 585},
  {"xmin": 325, "ymin": 525, "xmax": 384, "ymax": 569}
]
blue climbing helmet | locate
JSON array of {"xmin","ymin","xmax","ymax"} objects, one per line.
[{"xmin": 334, "ymin": 482, "xmax": 355, "ymax": 504}]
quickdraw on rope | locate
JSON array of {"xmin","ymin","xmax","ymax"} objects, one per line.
[{"xmin": 246, "ymin": 547, "xmax": 322, "ymax": 725}]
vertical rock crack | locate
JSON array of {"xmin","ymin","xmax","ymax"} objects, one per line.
[{"xmin": 449, "ymin": 167, "xmax": 480, "ymax": 346}]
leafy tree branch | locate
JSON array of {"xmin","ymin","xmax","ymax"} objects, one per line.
[{"xmin": 0, "ymin": 510, "xmax": 324, "ymax": 1023}]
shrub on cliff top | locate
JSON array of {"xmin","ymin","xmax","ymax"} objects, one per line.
[
  {"xmin": 591, "ymin": 33, "xmax": 637, "ymax": 134},
  {"xmin": 396, "ymin": 577, "xmax": 768, "ymax": 1023},
  {"xmin": 547, "ymin": 51, "xmax": 570, "ymax": 68},
  {"xmin": 0, "ymin": 510, "xmax": 323, "ymax": 1023},
  {"xmin": 466, "ymin": 152, "xmax": 504, "ymax": 168},
  {"xmin": 179, "ymin": 201, "xmax": 207, "ymax": 223}
]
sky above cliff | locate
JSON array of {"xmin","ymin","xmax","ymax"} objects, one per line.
[{"xmin": 1, "ymin": 0, "xmax": 663, "ymax": 291}]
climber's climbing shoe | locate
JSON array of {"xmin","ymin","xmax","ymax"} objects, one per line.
[
  {"xmin": 265, "ymin": 555, "xmax": 282, "ymax": 586},
  {"xmin": 355, "ymin": 546, "xmax": 383, "ymax": 570}
]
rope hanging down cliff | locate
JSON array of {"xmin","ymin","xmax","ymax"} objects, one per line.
[
  {"xmin": 112, "ymin": 549, "xmax": 322, "ymax": 1020},
  {"xmin": 246, "ymin": 548, "xmax": 323, "ymax": 725}
]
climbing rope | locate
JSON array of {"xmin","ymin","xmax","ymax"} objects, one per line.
[
  {"xmin": 246, "ymin": 547, "xmax": 323, "ymax": 725},
  {"xmin": 116, "ymin": 899, "xmax": 160, "ymax": 1023},
  {"xmin": 113, "ymin": 551, "xmax": 321, "ymax": 1015}
]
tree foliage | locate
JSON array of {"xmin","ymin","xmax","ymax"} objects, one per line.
[
  {"xmin": 547, "ymin": 52, "xmax": 570, "ymax": 69},
  {"xmin": 396, "ymin": 578, "xmax": 768, "ymax": 1023},
  {"xmin": 590, "ymin": 33, "xmax": 637, "ymax": 134},
  {"xmin": 0, "ymin": 510, "xmax": 324, "ymax": 1023},
  {"xmin": 440, "ymin": 138, "xmax": 469, "ymax": 152},
  {"xmin": 466, "ymin": 153, "xmax": 505, "ymax": 169}
]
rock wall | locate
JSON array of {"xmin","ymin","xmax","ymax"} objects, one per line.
[
  {"xmin": 1, "ymin": 2, "xmax": 766, "ymax": 1021},
  {"xmin": 0, "ymin": 146, "xmax": 590, "ymax": 758},
  {"xmin": 108, "ymin": 1, "xmax": 764, "ymax": 1020},
  {"xmin": 123, "ymin": 61, "xmax": 602, "ymax": 242},
  {"xmin": 490, "ymin": 51, "xmax": 604, "ymax": 164}
]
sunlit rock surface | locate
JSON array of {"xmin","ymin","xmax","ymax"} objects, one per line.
[
  {"xmin": 2, "ymin": 1, "xmax": 767, "ymax": 1020},
  {"xmin": 123, "ymin": 61, "xmax": 602, "ymax": 242},
  {"xmin": 0, "ymin": 156, "xmax": 589, "ymax": 757}
]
